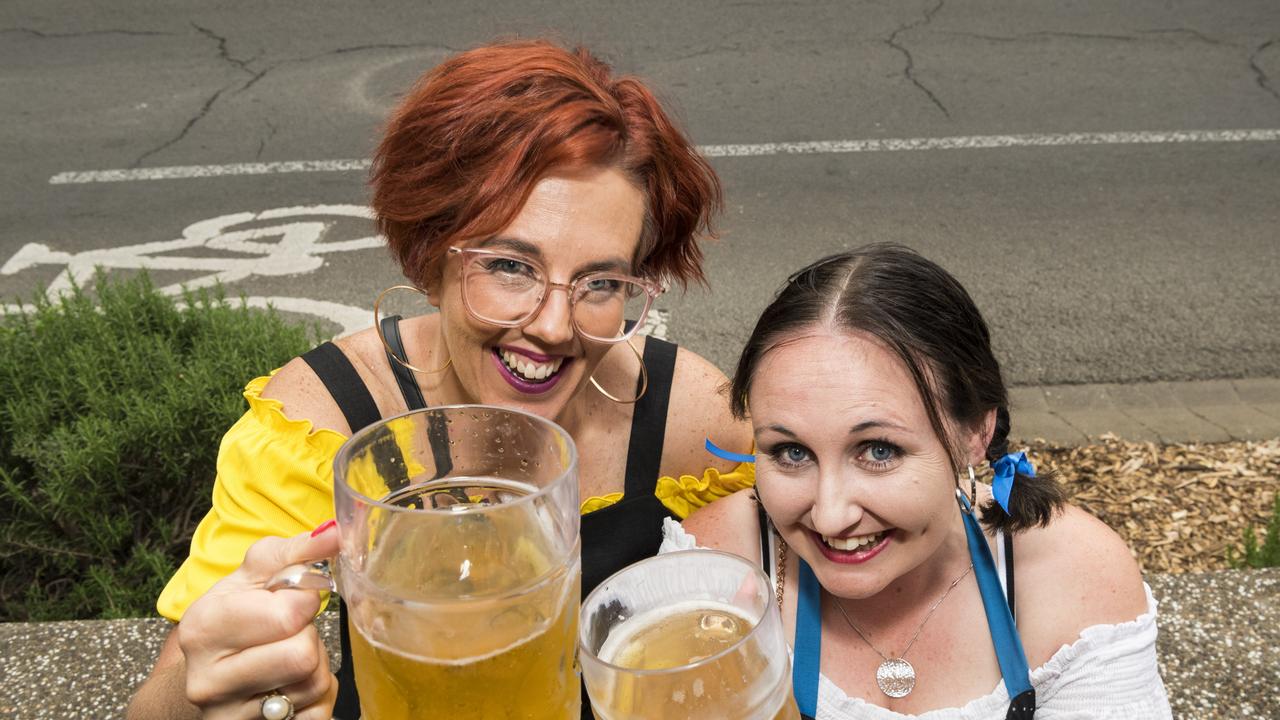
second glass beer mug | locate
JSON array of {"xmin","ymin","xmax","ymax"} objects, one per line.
[
  {"xmin": 579, "ymin": 550, "xmax": 800, "ymax": 720},
  {"xmin": 333, "ymin": 405, "xmax": 580, "ymax": 719}
]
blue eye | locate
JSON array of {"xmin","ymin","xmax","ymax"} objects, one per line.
[
  {"xmin": 768, "ymin": 443, "xmax": 812, "ymax": 469},
  {"xmin": 483, "ymin": 257, "xmax": 535, "ymax": 276},
  {"xmin": 862, "ymin": 441, "xmax": 900, "ymax": 468},
  {"xmin": 584, "ymin": 277, "xmax": 621, "ymax": 293}
]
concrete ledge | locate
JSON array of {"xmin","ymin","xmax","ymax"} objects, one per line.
[
  {"xmin": 1009, "ymin": 378, "xmax": 1280, "ymax": 445},
  {"xmin": 2, "ymin": 569, "xmax": 1275, "ymax": 719}
]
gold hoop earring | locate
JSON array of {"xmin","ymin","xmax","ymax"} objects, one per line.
[
  {"xmin": 589, "ymin": 337, "xmax": 648, "ymax": 404},
  {"xmin": 373, "ymin": 285, "xmax": 452, "ymax": 375}
]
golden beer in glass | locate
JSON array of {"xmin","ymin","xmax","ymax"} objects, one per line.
[
  {"xmin": 580, "ymin": 550, "xmax": 801, "ymax": 720},
  {"xmin": 334, "ymin": 407, "xmax": 581, "ymax": 719}
]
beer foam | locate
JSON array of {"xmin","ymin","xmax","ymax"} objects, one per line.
[{"xmin": 596, "ymin": 599, "xmax": 756, "ymax": 667}]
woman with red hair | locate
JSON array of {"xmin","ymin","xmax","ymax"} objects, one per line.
[{"xmin": 129, "ymin": 40, "xmax": 752, "ymax": 720}]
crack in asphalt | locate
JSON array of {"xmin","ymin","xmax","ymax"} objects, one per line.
[
  {"xmin": 885, "ymin": 0, "xmax": 950, "ymax": 119},
  {"xmin": 324, "ymin": 42, "xmax": 455, "ymax": 56},
  {"xmin": 1249, "ymin": 39, "xmax": 1280, "ymax": 105},
  {"xmin": 132, "ymin": 84, "xmax": 231, "ymax": 168},
  {"xmin": 125, "ymin": 37, "xmax": 472, "ymax": 167},
  {"xmin": 667, "ymin": 43, "xmax": 747, "ymax": 63},
  {"xmin": 1136, "ymin": 28, "xmax": 1234, "ymax": 47},
  {"xmin": 191, "ymin": 22, "xmax": 278, "ymax": 97},
  {"xmin": 235, "ymin": 41, "xmax": 455, "ymax": 97},
  {"xmin": 256, "ymin": 119, "xmax": 278, "ymax": 160},
  {"xmin": 190, "ymin": 23, "xmax": 255, "ymax": 75},
  {"xmin": 233, "ymin": 63, "xmax": 279, "ymax": 96},
  {"xmin": 0, "ymin": 27, "xmax": 170, "ymax": 38},
  {"xmin": 937, "ymin": 26, "xmax": 1277, "ymax": 112},
  {"xmin": 132, "ymin": 24, "xmax": 268, "ymax": 167}
]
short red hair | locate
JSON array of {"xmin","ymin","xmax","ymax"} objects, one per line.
[{"xmin": 371, "ymin": 39, "xmax": 722, "ymax": 288}]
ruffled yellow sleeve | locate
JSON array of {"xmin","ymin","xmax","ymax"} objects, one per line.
[
  {"xmin": 156, "ymin": 374, "xmax": 346, "ymax": 622},
  {"xmin": 654, "ymin": 461, "xmax": 756, "ymax": 519}
]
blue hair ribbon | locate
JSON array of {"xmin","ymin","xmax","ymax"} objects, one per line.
[
  {"xmin": 704, "ymin": 438, "xmax": 755, "ymax": 464},
  {"xmin": 991, "ymin": 451, "xmax": 1035, "ymax": 514}
]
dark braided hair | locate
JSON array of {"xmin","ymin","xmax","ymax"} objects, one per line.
[{"xmin": 730, "ymin": 243, "xmax": 1065, "ymax": 533}]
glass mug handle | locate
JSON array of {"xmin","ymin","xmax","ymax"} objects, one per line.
[{"xmin": 265, "ymin": 560, "xmax": 337, "ymax": 592}]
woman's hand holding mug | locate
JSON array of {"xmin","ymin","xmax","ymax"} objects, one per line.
[{"xmin": 176, "ymin": 522, "xmax": 340, "ymax": 719}]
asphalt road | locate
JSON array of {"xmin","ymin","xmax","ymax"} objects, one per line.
[{"xmin": 2, "ymin": 0, "xmax": 1278, "ymax": 386}]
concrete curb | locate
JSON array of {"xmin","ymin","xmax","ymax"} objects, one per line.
[
  {"xmin": 1010, "ymin": 378, "xmax": 1280, "ymax": 446},
  {"xmin": 1, "ymin": 569, "xmax": 1275, "ymax": 719}
]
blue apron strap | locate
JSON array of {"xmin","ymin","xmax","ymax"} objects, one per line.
[
  {"xmin": 792, "ymin": 558, "xmax": 822, "ymax": 719},
  {"xmin": 957, "ymin": 492, "xmax": 1035, "ymax": 708}
]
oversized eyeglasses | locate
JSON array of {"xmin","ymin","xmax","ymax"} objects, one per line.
[{"xmin": 448, "ymin": 246, "xmax": 663, "ymax": 343}]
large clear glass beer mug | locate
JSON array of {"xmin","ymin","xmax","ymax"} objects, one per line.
[
  {"xmin": 311, "ymin": 405, "xmax": 580, "ymax": 719},
  {"xmin": 579, "ymin": 550, "xmax": 800, "ymax": 720}
]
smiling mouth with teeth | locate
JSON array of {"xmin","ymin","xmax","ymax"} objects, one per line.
[
  {"xmin": 496, "ymin": 348, "xmax": 566, "ymax": 383},
  {"xmin": 822, "ymin": 531, "xmax": 888, "ymax": 552}
]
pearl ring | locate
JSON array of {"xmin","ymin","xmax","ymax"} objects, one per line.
[{"xmin": 260, "ymin": 691, "xmax": 296, "ymax": 720}]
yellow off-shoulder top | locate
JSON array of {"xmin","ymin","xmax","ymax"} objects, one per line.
[{"xmin": 157, "ymin": 374, "xmax": 753, "ymax": 621}]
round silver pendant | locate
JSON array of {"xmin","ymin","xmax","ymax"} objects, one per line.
[{"xmin": 876, "ymin": 658, "xmax": 916, "ymax": 698}]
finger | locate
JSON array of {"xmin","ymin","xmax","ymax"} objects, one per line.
[
  {"xmin": 237, "ymin": 522, "xmax": 340, "ymax": 584},
  {"xmin": 180, "ymin": 583, "xmax": 323, "ymax": 657},
  {"xmin": 276, "ymin": 634, "xmax": 336, "ymax": 717},
  {"xmin": 292, "ymin": 672, "xmax": 339, "ymax": 720},
  {"xmin": 188, "ymin": 624, "xmax": 327, "ymax": 706}
]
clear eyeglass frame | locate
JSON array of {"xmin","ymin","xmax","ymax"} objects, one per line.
[{"xmin": 447, "ymin": 246, "xmax": 664, "ymax": 344}]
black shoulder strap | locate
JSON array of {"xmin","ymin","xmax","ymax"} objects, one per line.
[
  {"xmin": 1005, "ymin": 531, "xmax": 1017, "ymax": 624},
  {"xmin": 622, "ymin": 336, "xmax": 678, "ymax": 496},
  {"xmin": 299, "ymin": 342, "xmax": 381, "ymax": 433},
  {"xmin": 380, "ymin": 314, "xmax": 427, "ymax": 411},
  {"xmin": 299, "ymin": 342, "xmax": 374, "ymax": 720}
]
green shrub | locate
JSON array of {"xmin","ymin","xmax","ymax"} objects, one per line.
[
  {"xmin": 0, "ymin": 272, "xmax": 318, "ymax": 620},
  {"xmin": 1227, "ymin": 494, "xmax": 1280, "ymax": 569}
]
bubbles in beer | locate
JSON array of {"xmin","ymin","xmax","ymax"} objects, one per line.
[{"xmin": 346, "ymin": 478, "xmax": 581, "ymax": 719}]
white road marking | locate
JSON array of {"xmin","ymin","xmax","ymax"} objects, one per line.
[
  {"xmin": 49, "ymin": 160, "xmax": 371, "ymax": 184},
  {"xmin": 696, "ymin": 128, "xmax": 1280, "ymax": 157},
  {"xmin": 0, "ymin": 203, "xmax": 675, "ymax": 341},
  {"xmin": 2, "ymin": 205, "xmax": 377, "ymax": 335},
  {"xmin": 47, "ymin": 128, "xmax": 1280, "ymax": 184},
  {"xmin": 637, "ymin": 309, "xmax": 670, "ymax": 341},
  {"xmin": 235, "ymin": 297, "xmax": 371, "ymax": 338}
]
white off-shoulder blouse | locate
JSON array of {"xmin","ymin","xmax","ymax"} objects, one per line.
[{"xmin": 659, "ymin": 519, "xmax": 1172, "ymax": 720}]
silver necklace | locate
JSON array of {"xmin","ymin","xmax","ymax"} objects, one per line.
[{"xmin": 832, "ymin": 563, "xmax": 974, "ymax": 698}]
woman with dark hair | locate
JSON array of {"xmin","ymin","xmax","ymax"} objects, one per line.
[
  {"xmin": 128, "ymin": 40, "xmax": 752, "ymax": 719},
  {"xmin": 672, "ymin": 244, "xmax": 1171, "ymax": 719}
]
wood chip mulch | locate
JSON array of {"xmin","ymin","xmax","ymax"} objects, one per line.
[{"xmin": 1007, "ymin": 435, "xmax": 1278, "ymax": 574}]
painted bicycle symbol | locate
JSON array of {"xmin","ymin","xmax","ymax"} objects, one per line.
[
  {"xmin": 1, "ymin": 205, "xmax": 382, "ymax": 336},
  {"xmin": 2, "ymin": 203, "xmax": 670, "ymax": 340}
]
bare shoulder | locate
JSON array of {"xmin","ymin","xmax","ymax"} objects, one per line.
[
  {"xmin": 259, "ymin": 327, "xmax": 392, "ymax": 437},
  {"xmin": 259, "ymin": 356, "xmax": 352, "ymax": 435},
  {"xmin": 1014, "ymin": 503, "xmax": 1149, "ymax": 658},
  {"xmin": 661, "ymin": 345, "xmax": 753, "ymax": 475},
  {"xmin": 680, "ymin": 489, "xmax": 761, "ymax": 563}
]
